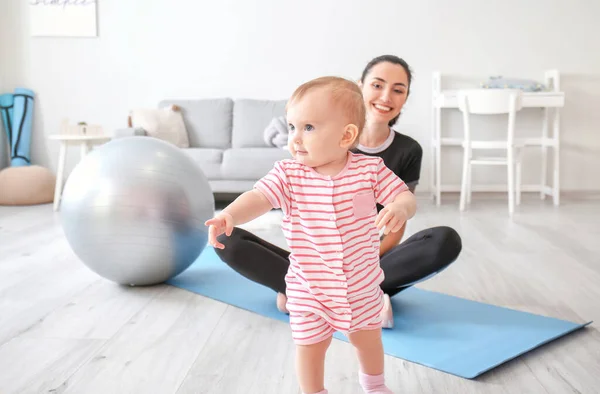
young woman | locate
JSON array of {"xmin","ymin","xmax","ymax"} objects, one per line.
[{"xmin": 214, "ymin": 55, "xmax": 462, "ymax": 327}]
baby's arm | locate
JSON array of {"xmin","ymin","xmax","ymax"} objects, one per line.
[
  {"xmin": 222, "ymin": 189, "xmax": 273, "ymax": 226},
  {"xmin": 205, "ymin": 190, "xmax": 273, "ymax": 249},
  {"xmin": 206, "ymin": 161, "xmax": 290, "ymax": 249}
]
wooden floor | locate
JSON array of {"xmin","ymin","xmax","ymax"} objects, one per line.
[{"xmin": 1, "ymin": 193, "xmax": 599, "ymax": 394}]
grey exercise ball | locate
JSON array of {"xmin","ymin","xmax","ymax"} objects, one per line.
[{"xmin": 60, "ymin": 136, "xmax": 214, "ymax": 286}]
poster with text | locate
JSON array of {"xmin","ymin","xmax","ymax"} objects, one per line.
[{"xmin": 30, "ymin": 0, "xmax": 97, "ymax": 37}]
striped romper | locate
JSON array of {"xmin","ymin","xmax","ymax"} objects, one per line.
[{"xmin": 254, "ymin": 152, "xmax": 409, "ymax": 345}]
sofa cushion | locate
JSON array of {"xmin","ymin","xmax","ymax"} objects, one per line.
[
  {"xmin": 183, "ymin": 148, "xmax": 223, "ymax": 180},
  {"xmin": 158, "ymin": 99, "xmax": 233, "ymax": 149},
  {"xmin": 129, "ymin": 105, "xmax": 190, "ymax": 148},
  {"xmin": 221, "ymin": 148, "xmax": 292, "ymax": 180},
  {"xmin": 232, "ymin": 99, "xmax": 287, "ymax": 148}
]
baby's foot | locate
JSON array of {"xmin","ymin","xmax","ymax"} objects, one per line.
[
  {"xmin": 359, "ymin": 372, "xmax": 393, "ymax": 393},
  {"xmin": 276, "ymin": 292, "xmax": 289, "ymax": 314},
  {"xmin": 381, "ymin": 294, "xmax": 394, "ymax": 329}
]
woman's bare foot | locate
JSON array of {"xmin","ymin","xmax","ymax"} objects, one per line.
[
  {"xmin": 381, "ymin": 293, "xmax": 394, "ymax": 329},
  {"xmin": 277, "ymin": 292, "xmax": 289, "ymax": 314}
]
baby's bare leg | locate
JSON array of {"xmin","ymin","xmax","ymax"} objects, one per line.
[
  {"xmin": 348, "ymin": 328, "xmax": 392, "ymax": 393},
  {"xmin": 348, "ymin": 328, "xmax": 384, "ymax": 374},
  {"xmin": 295, "ymin": 336, "xmax": 332, "ymax": 394}
]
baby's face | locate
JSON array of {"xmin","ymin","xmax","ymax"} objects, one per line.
[{"xmin": 286, "ymin": 88, "xmax": 351, "ymax": 169}]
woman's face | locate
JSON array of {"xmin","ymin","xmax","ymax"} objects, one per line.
[{"xmin": 360, "ymin": 62, "xmax": 409, "ymax": 126}]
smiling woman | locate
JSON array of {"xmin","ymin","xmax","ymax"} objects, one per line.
[
  {"xmin": 356, "ymin": 56, "xmax": 416, "ymax": 194},
  {"xmin": 360, "ymin": 55, "xmax": 412, "ymax": 128}
]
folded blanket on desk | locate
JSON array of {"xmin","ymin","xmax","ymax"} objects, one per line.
[
  {"xmin": 264, "ymin": 116, "xmax": 289, "ymax": 149},
  {"xmin": 481, "ymin": 76, "xmax": 546, "ymax": 92}
]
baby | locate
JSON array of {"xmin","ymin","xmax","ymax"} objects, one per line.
[{"xmin": 205, "ymin": 76, "xmax": 416, "ymax": 394}]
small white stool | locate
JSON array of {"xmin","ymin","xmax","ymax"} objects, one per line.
[{"xmin": 48, "ymin": 134, "xmax": 111, "ymax": 211}]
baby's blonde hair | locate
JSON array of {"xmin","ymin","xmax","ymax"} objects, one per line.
[{"xmin": 286, "ymin": 76, "xmax": 366, "ymax": 147}]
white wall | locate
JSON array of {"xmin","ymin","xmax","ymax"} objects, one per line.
[{"xmin": 2, "ymin": 0, "xmax": 599, "ymax": 191}]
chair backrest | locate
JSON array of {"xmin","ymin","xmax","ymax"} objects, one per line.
[
  {"xmin": 457, "ymin": 89, "xmax": 523, "ymax": 115},
  {"xmin": 457, "ymin": 89, "xmax": 524, "ymax": 144}
]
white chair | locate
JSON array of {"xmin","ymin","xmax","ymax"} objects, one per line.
[{"xmin": 457, "ymin": 89, "xmax": 524, "ymax": 215}]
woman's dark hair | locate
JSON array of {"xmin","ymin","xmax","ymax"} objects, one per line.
[{"xmin": 360, "ymin": 55, "xmax": 412, "ymax": 127}]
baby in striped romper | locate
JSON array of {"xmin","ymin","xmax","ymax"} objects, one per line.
[{"xmin": 206, "ymin": 76, "xmax": 417, "ymax": 394}]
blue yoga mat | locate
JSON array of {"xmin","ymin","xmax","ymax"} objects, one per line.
[{"xmin": 167, "ymin": 246, "xmax": 591, "ymax": 379}]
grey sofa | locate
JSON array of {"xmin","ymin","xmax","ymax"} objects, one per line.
[{"xmin": 123, "ymin": 98, "xmax": 293, "ymax": 195}]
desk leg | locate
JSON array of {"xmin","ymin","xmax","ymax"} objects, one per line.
[
  {"xmin": 430, "ymin": 143, "xmax": 436, "ymax": 201},
  {"xmin": 541, "ymin": 108, "xmax": 549, "ymax": 200},
  {"xmin": 53, "ymin": 141, "xmax": 67, "ymax": 212},
  {"xmin": 81, "ymin": 142, "xmax": 90, "ymax": 158},
  {"xmin": 430, "ymin": 103, "xmax": 437, "ymax": 202},
  {"xmin": 435, "ymin": 106, "xmax": 442, "ymax": 206},
  {"xmin": 553, "ymin": 108, "xmax": 560, "ymax": 206}
]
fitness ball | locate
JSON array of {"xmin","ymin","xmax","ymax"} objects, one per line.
[{"xmin": 60, "ymin": 136, "xmax": 214, "ymax": 286}]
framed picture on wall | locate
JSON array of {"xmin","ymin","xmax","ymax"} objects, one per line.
[{"xmin": 29, "ymin": 0, "xmax": 98, "ymax": 37}]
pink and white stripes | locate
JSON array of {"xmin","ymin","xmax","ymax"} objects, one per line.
[{"xmin": 255, "ymin": 152, "xmax": 408, "ymax": 344}]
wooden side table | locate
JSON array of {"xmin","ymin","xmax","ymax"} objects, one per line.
[{"xmin": 48, "ymin": 134, "xmax": 111, "ymax": 211}]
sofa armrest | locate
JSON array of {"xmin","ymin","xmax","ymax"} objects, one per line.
[{"xmin": 112, "ymin": 127, "xmax": 147, "ymax": 139}]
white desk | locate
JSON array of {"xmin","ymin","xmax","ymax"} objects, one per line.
[
  {"xmin": 49, "ymin": 134, "xmax": 111, "ymax": 211},
  {"xmin": 431, "ymin": 70, "xmax": 564, "ymax": 206}
]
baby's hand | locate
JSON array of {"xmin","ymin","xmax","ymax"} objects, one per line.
[
  {"xmin": 204, "ymin": 212, "xmax": 234, "ymax": 249},
  {"xmin": 375, "ymin": 202, "xmax": 408, "ymax": 235}
]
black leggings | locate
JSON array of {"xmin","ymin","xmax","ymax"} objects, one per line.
[{"xmin": 215, "ymin": 226, "xmax": 462, "ymax": 297}]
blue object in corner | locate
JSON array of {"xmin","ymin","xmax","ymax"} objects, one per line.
[
  {"xmin": 0, "ymin": 93, "xmax": 13, "ymax": 170},
  {"xmin": 9, "ymin": 88, "xmax": 35, "ymax": 167}
]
